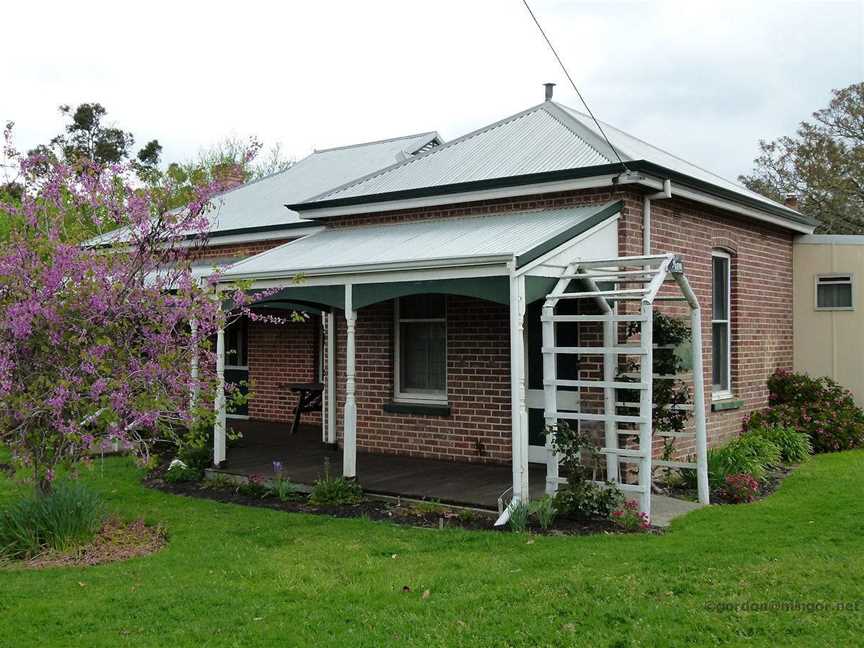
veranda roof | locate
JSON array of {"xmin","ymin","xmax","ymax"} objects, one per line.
[{"xmin": 223, "ymin": 201, "xmax": 621, "ymax": 281}]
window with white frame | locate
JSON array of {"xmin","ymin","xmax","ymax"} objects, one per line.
[
  {"xmin": 815, "ymin": 274, "xmax": 854, "ymax": 310},
  {"xmin": 711, "ymin": 251, "xmax": 731, "ymax": 398},
  {"xmin": 395, "ymin": 295, "xmax": 447, "ymax": 402}
]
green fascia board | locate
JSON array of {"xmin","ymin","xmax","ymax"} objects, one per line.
[
  {"xmin": 515, "ymin": 201, "xmax": 622, "ymax": 268},
  {"xmin": 287, "ymin": 160, "xmax": 815, "ymax": 230}
]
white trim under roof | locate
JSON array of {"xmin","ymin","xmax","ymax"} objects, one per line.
[{"xmin": 796, "ymin": 235, "xmax": 864, "ymax": 245}]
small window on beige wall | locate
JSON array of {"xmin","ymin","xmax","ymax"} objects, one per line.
[{"xmin": 815, "ymin": 274, "xmax": 854, "ymax": 310}]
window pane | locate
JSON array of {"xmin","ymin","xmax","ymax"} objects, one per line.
[
  {"xmin": 400, "ymin": 322, "xmax": 446, "ymax": 393},
  {"xmin": 712, "ymin": 322, "xmax": 729, "ymax": 390},
  {"xmin": 399, "ymin": 294, "xmax": 445, "ymax": 319},
  {"xmin": 225, "ymin": 319, "xmax": 247, "ymax": 366},
  {"xmin": 712, "ymin": 256, "xmax": 729, "ymax": 320},
  {"xmin": 817, "ymin": 283, "xmax": 852, "ymax": 308}
]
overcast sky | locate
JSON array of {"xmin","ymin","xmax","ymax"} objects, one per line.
[{"xmin": 4, "ymin": 0, "xmax": 862, "ymax": 181}]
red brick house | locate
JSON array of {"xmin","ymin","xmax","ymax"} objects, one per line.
[{"xmin": 207, "ymin": 93, "xmax": 816, "ymax": 519}]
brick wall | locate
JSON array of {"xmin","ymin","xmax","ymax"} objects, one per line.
[
  {"xmin": 641, "ymin": 197, "xmax": 794, "ymax": 452},
  {"xmin": 318, "ymin": 186, "xmax": 793, "ymax": 463},
  {"xmin": 247, "ymin": 317, "xmax": 321, "ymax": 424},
  {"xmin": 330, "ymin": 297, "xmax": 512, "ymax": 463}
]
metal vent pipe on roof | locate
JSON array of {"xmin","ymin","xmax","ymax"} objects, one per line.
[{"xmin": 544, "ymin": 82, "xmax": 556, "ymax": 101}]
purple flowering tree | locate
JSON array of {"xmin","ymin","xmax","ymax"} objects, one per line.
[{"xmin": 0, "ymin": 125, "xmax": 277, "ymax": 494}]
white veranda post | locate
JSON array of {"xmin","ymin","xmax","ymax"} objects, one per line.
[
  {"xmin": 343, "ymin": 285, "xmax": 357, "ymax": 479},
  {"xmin": 509, "ymin": 272, "xmax": 529, "ymax": 502},
  {"xmin": 322, "ymin": 310, "xmax": 337, "ymax": 445},
  {"xmin": 213, "ymin": 324, "xmax": 227, "ymax": 467},
  {"xmin": 539, "ymin": 253, "xmax": 709, "ymax": 522}
]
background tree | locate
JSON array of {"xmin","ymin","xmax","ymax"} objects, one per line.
[
  {"xmin": 35, "ymin": 103, "xmax": 163, "ymax": 174},
  {"xmin": 739, "ymin": 82, "xmax": 864, "ymax": 234}
]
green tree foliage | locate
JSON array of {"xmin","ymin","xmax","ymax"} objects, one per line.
[
  {"xmin": 739, "ymin": 82, "xmax": 864, "ymax": 234},
  {"xmin": 36, "ymin": 103, "xmax": 163, "ymax": 174}
]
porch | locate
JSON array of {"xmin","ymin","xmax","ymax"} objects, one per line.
[
  {"xmin": 216, "ymin": 420, "xmax": 545, "ymax": 509},
  {"xmin": 213, "ymin": 420, "xmax": 703, "ymax": 525}
]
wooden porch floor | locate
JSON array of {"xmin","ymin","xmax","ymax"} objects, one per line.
[{"xmin": 218, "ymin": 420, "xmax": 546, "ymax": 510}]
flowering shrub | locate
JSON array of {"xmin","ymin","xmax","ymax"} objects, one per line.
[
  {"xmin": 0, "ymin": 125, "xmax": 285, "ymax": 494},
  {"xmin": 719, "ymin": 474, "xmax": 760, "ymax": 503},
  {"xmin": 610, "ymin": 500, "xmax": 650, "ymax": 531},
  {"xmin": 744, "ymin": 369, "xmax": 864, "ymax": 453}
]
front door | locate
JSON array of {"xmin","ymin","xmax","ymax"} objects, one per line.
[{"xmin": 525, "ymin": 300, "xmax": 580, "ymax": 462}]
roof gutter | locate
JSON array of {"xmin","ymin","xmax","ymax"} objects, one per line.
[
  {"xmin": 287, "ymin": 160, "xmax": 816, "ymax": 234},
  {"xmin": 613, "ymin": 171, "xmax": 815, "ymax": 235}
]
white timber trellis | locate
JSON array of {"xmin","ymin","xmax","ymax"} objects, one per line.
[{"xmin": 541, "ymin": 253, "xmax": 710, "ymax": 521}]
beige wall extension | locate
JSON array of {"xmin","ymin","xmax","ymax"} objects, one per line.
[{"xmin": 793, "ymin": 236, "xmax": 864, "ymax": 406}]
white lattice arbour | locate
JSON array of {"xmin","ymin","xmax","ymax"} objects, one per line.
[{"xmin": 540, "ymin": 253, "xmax": 710, "ymax": 522}]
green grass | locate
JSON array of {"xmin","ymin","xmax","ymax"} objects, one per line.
[{"xmin": 1, "ymin": 451, "xmax": 863, "ymax": 647}]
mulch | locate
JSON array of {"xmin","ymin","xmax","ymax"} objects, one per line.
[
  {"xmin": 13, "ymin": 518, "xmax": 167, "ymax": 570},
  {"xmin": 145, "ymin": 472, "xmax": 639, "ymax": 536}
]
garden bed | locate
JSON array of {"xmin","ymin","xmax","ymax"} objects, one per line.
[
  {"xmin": 8, "ymin": 518, "xmax": 166, "ymax": 570},
  {"xmin": 663, "ymin": 464, "xmax": 797, "ymax": 504},
  {"xmin": 145, "ymin": 470, "xmax": 644, "ymax": 536}
]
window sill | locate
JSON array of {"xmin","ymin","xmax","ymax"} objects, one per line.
[
  {"xmin": 711, "ymin": 398, "xmax": 744, "ymax": 412},
  {"xmin": 383, "ymin": 401, "xmax": 451, "ymax": 417}
]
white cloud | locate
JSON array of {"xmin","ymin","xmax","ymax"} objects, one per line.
[{"xmin": 3, "ymin": 0, "xmax": 862, "ymax": 180}]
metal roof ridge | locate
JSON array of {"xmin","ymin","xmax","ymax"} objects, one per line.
[
  {"xmin": 312, "ymin": 130, "xmax": 442, "ymax": 154},
  {"xmin": 553, "ymin": 102, "xmax": 789, "ymax": 210},
  {"xmin": 541, "ymin": 102, "xmax": 625, "ymax": 166}
]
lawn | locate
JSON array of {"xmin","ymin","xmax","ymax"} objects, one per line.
[{"xmin": 1, "ymin": 450, "xmax": 862, "ymax": 647}]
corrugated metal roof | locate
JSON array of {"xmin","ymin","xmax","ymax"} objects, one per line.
[
  {"xmin": 312, "ymin": 102, "xmax": 786, "ymax": 213},
  {"xmin": 314, "ymin": 106, "xmax": 610, "ymax": 200},
  {"xmin": 222, "ymin": 201, "xmax": 619, "ymax": 279},
  {"xmin": 553, "ymin": 104, "xmax": 783, "ymax": 210},
  {"xmin": 86, "ymin": 131, "xmax": 441, "ymax": 246}
]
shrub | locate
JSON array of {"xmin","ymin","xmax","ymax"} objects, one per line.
[
  {"xmin": 719, "ymin": 474, "xmax": 760, "ymax": 503},
  {"xmin": 0, "ymin": 481, "xmax": 105, "ymax": 560},
  {"xmin": 554, "ymin": 480, "xmax": 624, "ymax": 520},
  {"xmin": 746, "ymin": 425, "xmax": 812, "ymax": 463},
  {"xmin": 237, "ymin": 473, "xmax": 270, "ymax": 498},
  {"xmin": 309, "ymin": 476, "xmax": 363, "ymax": 506},
  {"xmin": 530, "ymin": 496, "xmax": 558, "ymax": 530},
  {"xmin": 610, "ymin": 500, "xmax": 650, "ymax": 532},
  {"xmin": 507, "ymin": 500, "xmax": 531, "ymax": 533},
  {"xmin": 735, "ymin": 434, "xmax": 782, "ymax": 469},
  {"xmin": 178, "ymin": 445, "xmax": 212, "ymax": 472},
  {"xmin": 164, "ymin": 459, "xmax": 202, "ymax": 483},
  {"xmin": 743, "ymin": 369, "xmax": 864, "ymax": 453},
  {"xmin": 693, "ymin": 434, "xmax": 782, "ymax": 490},
  {"xmin": 271, "ymin": 478, "xmax": 300, "ymax": 502},
  {"xmin": 548, "ymin": 422, "xmax": 623, "ymax": 520}
]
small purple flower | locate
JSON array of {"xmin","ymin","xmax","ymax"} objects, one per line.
[{"xmin": 273, "ymin": 460, "xmax": 283, "ymax": 475}]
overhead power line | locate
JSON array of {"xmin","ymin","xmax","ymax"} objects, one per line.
[{"xmin": 521, "ymin": 0, "xmax": 630, "ymax": 173}]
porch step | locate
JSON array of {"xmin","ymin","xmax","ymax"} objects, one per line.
[
  {"xmin": 541, "ymin": 346, "xmax": 648, "ymax": 355},
  {"xmin": 540, "ymin": 314, "xmax": 648, "ymax": 323}
]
